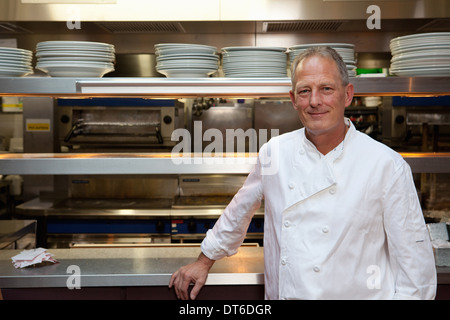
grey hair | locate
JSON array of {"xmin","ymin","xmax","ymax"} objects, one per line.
[{"xmin": 290, "ymin": 46, "xmax": 349, "ymax": 89}]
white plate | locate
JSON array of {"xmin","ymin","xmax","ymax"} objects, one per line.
[
  {"xmin": 391, "ymin": 67, "xmax": 450, "ymax": 76},
  {"xmin": 0, "ymin": 66, "xmax": 32, "ymax": 77},
  {"xmin": 37, "ymin": 60, "xmax": 114, "ymax": 67},
  {"xmin": 391, "ymin": 64, "xmax": 450, "ymax": 72},
  {"xmin": 0, "ymin": 61, "xmax": 32, "ymax": 69},
  {"xmin": 155, "ymin": 43, "xmax": 216, "ymax": 50},
  {"xmin": 37, "ymin": 56, "xmax": 114, "ymax": 63},
  {"xmin": 223, "ymin": 65, "xmax": 287, "ymax": 71},
  {"xmin": 223, "ymin": 61, "xmax": 287, "ymax": 67},
  {"xmin": 390, "ymin": 32, "xmax": 450, "ymax": 42},
  {"xmin": 391, "ymin": 58, "xmax": 450, "ymax": 68},
  {"xmin": 156, "ymin": 53, "xmax": 219, "ymax": 61},
  {"xmin": 224, "ymin": 73, "xmax": 287, "ymax": 78},
  {"xmin": 36, "ymin": 53, "xmax": 115, "ymax": 62},
  {"xmin": 391, "ymin": 39, "xmax": 450, "ymax": 49},
  {"xmin": 289, "ymin": 51, "xmax": 354, "ymax": 62},
  {"xmin": 222, "ymin": 46, "xmax": 286, "ymax": 53},
  {"xmin": 156, "ymin": 67, "xmax": 217, "ymax": 78},
  {"xmin": 222, "ymin": 52, "xmax": 286, "ymax": 59},
  {"xmin": 390, "ymin": 44, "xmax": 450, "ymax": 55},
  {"xmin": 36, "ymin": 65, "xmax": 114, "ymax": 77},
  {"xmin": 0, "ymin": 47, "xmax": 32, "ymax": 57},
  {"xmin": 223, "ymin": 56, "xmax": 286, "ymax": 63},
  {"xmin": 36, "ymin": 47, "xmax": 115, "ymax": 54},
  {"xmin": 37, "ymin": 41, "xmax": 114, "ymax": 50},
  {"xmin": 0, "ymin": 59, "xmax": 32, "ymax": 66},
  {"xmin": 391, "ymin": 50, "xmax": 450, "ymax": 62},
  {"xmin": 156, "ymin": 47, "xmax": 217, "ymax": 56},
  {"xmin": 223, "ymin": 67, "xmax": 287, "ymax": 71},
  {"xmin": 0, "ymin": 53, "xmax": 33, "ymax": 62},
  {"xmin": 290, "ymin": 43, "xmax": 354, "ymax": 50},
  {"xmin": 156, "ymin": 62, "xmax": 218, "ymax": 69},
  {"xmin": 390, "ymin": 33, "xmax": 450, "ymax": 48}
]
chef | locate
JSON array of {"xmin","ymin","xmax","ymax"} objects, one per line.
[{"xmin": 169, "ymin": 46, "xmax": 437, "ymax": 300}]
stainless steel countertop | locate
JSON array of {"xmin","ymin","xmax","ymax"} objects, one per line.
[
  {"xmin": 0, "ymin": 220, "xmax": 36, "ymax": 249},
  {"xmin": 0, "ymin": 247, "xmax": 264, "ymax": 288},
  {"xmin": 1, "ymin": 246, "xmax": 448, "ymax": 289}
]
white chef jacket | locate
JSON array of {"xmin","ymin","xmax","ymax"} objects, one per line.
[{"xmin": 201, "ymin": 118, "xmax": 437, "ymax": 300}]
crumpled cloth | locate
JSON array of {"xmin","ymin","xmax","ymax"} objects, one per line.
[{"xmin": 11, "ymin": 247, "xmax": 58, "ymax": 268}]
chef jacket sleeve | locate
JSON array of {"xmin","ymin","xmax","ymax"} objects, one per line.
[
  {"xmin": 201, "ymin": 155, "xmax": 264, "ymax": 261},
  {"xmin": 383, "ymin": 161, "xmax": 437, "ymax": 300}
]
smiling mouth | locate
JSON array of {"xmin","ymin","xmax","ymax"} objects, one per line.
[{"xmin": 308, "ymin": 111, "xmax": 328, "ymax": 117}]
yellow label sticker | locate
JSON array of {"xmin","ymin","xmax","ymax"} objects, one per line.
[{"xmin": 26, "ymin": 119, "xmax": 51, "ymax": 132}]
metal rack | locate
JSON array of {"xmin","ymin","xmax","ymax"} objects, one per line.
[
  {"xmin": 0, "ymin": 152, "xmax": 449, "ymax": 175},
  {"xmin": 1, "ymin": 76, "xmax": 450, "ymax": 97},
  {"xmin": 0, "ymin": 76, "xmax": 449, "ymax": 175}
]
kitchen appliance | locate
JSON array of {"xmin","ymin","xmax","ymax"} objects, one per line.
[
  {"xmin": 16, "ymin": 173, "xmax": 264, "ymax": 248},
  {"xmin": 382, "ymin": 96, "xmax": 450, "ymax": 152},
  {"xmin": 17, "ymin": 97, "xmax": 268, "ymax": 248},
  {"xmin": 57, "ymin": 98, "xmax": 183, "ymax": 152}
]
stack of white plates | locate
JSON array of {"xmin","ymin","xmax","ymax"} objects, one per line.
[
  {"xmin": 289, "ymin": 43, "xmax": 357, "ymax": 77},
  {"xmin": 155, "ymin": 43, "xmax": 219, "ymax": 78},
  {"xmin": 390, "ymin": 32, "xmax": 450, "ymax": 76},
  {"xmin": 221, "ymin": 47, "xmax": 287, "ymax": 78},
  {"xmin": 0, "ymin": 47, "xmax": 33, "ymax": 77},
  {"xmin": 35, "ymin": 41, "xmax": 115, "ymax": 77}
]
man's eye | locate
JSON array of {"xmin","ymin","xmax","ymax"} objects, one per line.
[{"xmin": 298, "ymin": 89, "xmax": 309, "ymax": 95}]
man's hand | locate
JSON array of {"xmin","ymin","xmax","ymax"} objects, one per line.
[{"xmin": 169, "ymin": 252, "xmax": 215, "ymax": 300}]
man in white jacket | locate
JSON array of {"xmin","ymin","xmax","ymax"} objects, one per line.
[{"xmin": 169, "ymin": 46, "xmax": 437, "ymax": 300}]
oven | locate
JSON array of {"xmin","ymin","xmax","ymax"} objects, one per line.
[{"xmin": 57, "ymin": 98, "xmax": 184, "ymax": 152}]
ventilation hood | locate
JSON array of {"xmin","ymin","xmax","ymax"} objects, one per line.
[
  {"xmin": 1, "ymin": 0, "xmax": 449, "ymax": 23},
  {"xmin": 1, "ymin": 0, "xmax": 449, "ymax": 55}
]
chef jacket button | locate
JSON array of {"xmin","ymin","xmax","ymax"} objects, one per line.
[
  {"xmin": 299, "ymin": 148, "xmax": 305, "ymax": 155},
  {"xmin": 281, "ymin": 259, "xmax": 287, "ymax": 266},
  {"xmin": 329, "ymin": 187, "xmax": 336, "ymax": 195},
  {"xmin": 313, "ymin": 265, "xmax": 320, "ymax": 272},
  {"xmin": 284, "ymin": 221, "xmax": 290, "ymax": 228},
  {"xmin": 322, "ymin": 226, "xmax": 329, "ymax": 233},
  {"xmin": 288, "ymin": 182, "xmax": 295, "ymax": 189}
]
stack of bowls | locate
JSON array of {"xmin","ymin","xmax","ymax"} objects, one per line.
[
  {"xmin": 35, "ymin": 41, "xmax": 115, "ymax": 77},
  {"xmin": 0, "ymin": 47, "xmax": 33, "ymax": 77},
  {"xmin": 289, "ymin": 43, "xmax": 357, "ymax": 77},
  {"xmin": 221, "ymin": 46, "xmax": 288, "ymax": 78},
  {"xmin": 155, "ymin": 43, "xmax": 219, "ymax": 78},
  {"xmin": 390, "ymin": 32, "xmax": 450, "ymax": 76}
]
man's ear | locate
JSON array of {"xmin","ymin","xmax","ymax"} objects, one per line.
[
  {"xmin": 289, "ymin": 90, "xmax": 299, "ymax": 111},
  {"xmin": 344, "ymin": 83, "xmax": 354, "ymax": 107}
]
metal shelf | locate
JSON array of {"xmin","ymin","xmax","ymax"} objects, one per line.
[
  {"xmin": 0, "ymin": 76, "xmax": 449, "ymax": 176},
  {"xmin": 0, "ymin": 152, "xmax": 449, "ymax": 175},
  {"xmin": 0, "ymin": 153, "xmax": 256, "ymax": 175},
  {"xmin": 0, "ymin": 76, "xmax": 450, "ymax": 97}
]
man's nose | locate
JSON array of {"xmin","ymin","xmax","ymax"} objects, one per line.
[{"xmin": 309, "ymin": 90, "xmax": 322, "ymax": 107}]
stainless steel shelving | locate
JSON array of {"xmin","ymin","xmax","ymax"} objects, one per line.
[
  {"xmin": 1, "ymin": 76, "xmax": 450, "ymax": 97},
  {"xmin": 0, "ymin": 76, "xmax": 450, "ymax": 176},
  {"xmin": 0, "ymin": 153, "xmax": 257, "ymax": 175},
  {"xmin": 0, "ymin": 152, "xmax": 449, "ymax": 175}
]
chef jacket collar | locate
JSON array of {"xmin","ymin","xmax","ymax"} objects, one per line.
[{"xmin": 301, "ymin": 117, "xmax": 355, "ymax": 163}]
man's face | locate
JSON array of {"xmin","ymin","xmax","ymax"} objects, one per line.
[{"xmin": 289, "ymin": 55, "xmax": 354, "ymax": 139}]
